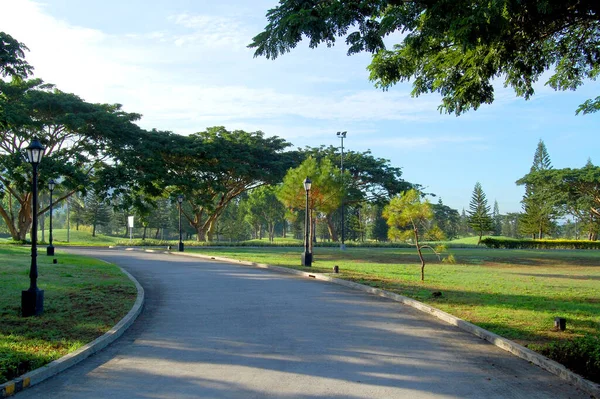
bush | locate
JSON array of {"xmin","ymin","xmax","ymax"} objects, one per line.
[
  {"xmin": 481, "ymin": 237, "xmax": 600, "ymax": 250},
  {"xmin": 537, "ymin": 335, "xmax": 600, "ymax": 383}
]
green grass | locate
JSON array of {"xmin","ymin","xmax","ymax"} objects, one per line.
[
  {"xmin": 188, "ymin": 246, "xmax": 600, "ymax": 381},
  {"xmin": 0, "ymin": 246, "xmax": 137, "ymax": 384}
]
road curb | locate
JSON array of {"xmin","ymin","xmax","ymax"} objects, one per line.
[
  {"xmin": 163, "ymin": 249, "xmax": 599, "ymax": 399},
  {"xmin": 0, "ymin": 265, "xmax": 144, "ymax": 398}
]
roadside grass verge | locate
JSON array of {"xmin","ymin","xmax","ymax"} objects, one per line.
[
  {"xmin": 189, "ymin": 246, "xmax": 600, "ymax": 382},
  {"xmin": 0, "ymin": 247, "xmax": 137, "ymax": 384}
]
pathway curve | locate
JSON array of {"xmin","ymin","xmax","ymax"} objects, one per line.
[{"xmin": 15, "ymin": 248, "xmax": 588, "ymax": 398}]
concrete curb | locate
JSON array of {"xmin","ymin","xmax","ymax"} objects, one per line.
[
  {"xmin": 161, "ymin": 249, "xmax": 599, "ymax": 399},
  {"xmin": 0, "ymin": 265, "xmax": 144, "ymax": 398}
]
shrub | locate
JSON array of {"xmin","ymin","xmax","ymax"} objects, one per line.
[
  {"xmin": 537, "ymin": 335, "xmax": 600, "ymax": 383},
  {"xmin": 481, "ymin": 237, "xmax": 600, "ymax": 250}
]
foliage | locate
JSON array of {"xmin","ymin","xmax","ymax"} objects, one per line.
[
  {"xmin": 0, "ymin": 78, "xmax": 145, "ymax": 240},
  {"xmin": 517, "ymin": 140, "xmax": 561, "ymax": 239},
  {"xmin": 278, "ymin": 156, "xmax": 343, "ymax": 244},
  {"xmin": 167, "ymin": 127, "xmax": 293, "ymax": 242},
  {"xmin": 250, "ymin": 1, "xmax": 600, "ymax": 115},
  {"xmin": 0, "ymin": 32, "xmax": 33, "ymax": 79},
  {"xmin": 481, "ymin": 237, "xmax": 600, "ymax": 249},
  {"xmin": 467, "ymin": 182, "xmax": 494, "ymax": 244},
  {"xmin": 431, "ymin": 199, "xmax": 460, "ymax": 240},
  {"xmin": 383, "ymin": 189, "xmax": 447, "ymax": 281},
  {"xmin": 537, "ymin": 335, "xmax": 600, "ymax": 383},
  {"xmin": 244, "ymin": 185, "xmax": 286, "ymax": 242}
]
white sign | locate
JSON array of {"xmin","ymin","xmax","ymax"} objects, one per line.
[{"xmin": 128, "ymin": 216, "xmax": 134, "ymax": 228}]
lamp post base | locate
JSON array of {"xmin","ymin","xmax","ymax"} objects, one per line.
[
  {"xmin": 22, "ymin": 289, "xmax": 44, "ymax": 317},
  {"xmin": 178, "ymin": 242, "xmax": 184, "ymax": 252},
  {"xmin": 301, "ymin": 252, "xmax": 312, "ymax": 267},
  {"xmin": 47, "ymin": 245, "xmax": 54, "ymax": 256}
]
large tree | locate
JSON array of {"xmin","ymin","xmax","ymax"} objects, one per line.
[
  {"xmin": 168, "ymin": 127, "xmax": 293, "ymax": 241},
  {"xmin": 467, "ymin": 182, "xmax": 494, "ymax": 244},
  {"xmin": 250, "ymin": 1, "xmax": 600, "ymax": 115},
  {"xmin": 0, "ymin": 78, "xmax": 144, "ymax": 240}
]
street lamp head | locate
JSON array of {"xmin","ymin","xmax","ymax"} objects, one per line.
[
  {"xmin": 303, "ymin": 177, "xmax": 312, "ymax": 191},
  {"xmin": 336, "ymin": 131, "xmax": 347, "ymax": 138},
  {"xmin": 48, "ymin": 179, "xmax": 55, "ymax": 191},
  {"xmin": 177, "ymin": 194, "xmax": 184, "ymax": 204},
  {"xmin": 25, "ymin": 138, "xmax": 45, "ymax": 165}
]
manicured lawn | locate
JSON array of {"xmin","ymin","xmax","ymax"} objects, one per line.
[
  {"xmin": 0, "ymin": 247, "xmax": 137, "ymax": 384},
  {"xmin": 189, "ymin": 247, "xmax": 600, "ymax": 348}
]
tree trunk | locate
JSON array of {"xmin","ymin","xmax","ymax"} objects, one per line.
[
  {"xmin": 155, "ymin": 228, "xmax": 160, "ymax": 239},
  {"xmin": 325, "ymin": 213, "xmax": 338, "ymax": 242},
  {"xmin": 413, "ymin": 226, "xmax": 426, "ymax": 281},
  {"xmin": 142, "ymin": 225, "xmax": 147, "ymax": 240},
  {"xmin": 92, "ymin": 222, "xmax": 97, "ymax": 237}
]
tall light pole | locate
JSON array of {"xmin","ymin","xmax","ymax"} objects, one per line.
[
  {"xmin": 178, "ymin": 194, "xmax": 184, "ymax": 252},
  {"xmin": 337, "ymin": 131, "xmax": 347, "ymax": 250},
  {"xmin": 47, "ymin": 179, "xmax": 55, "ymax": 256},
  {"xmin": 301, "ymin": 177, "xmax": 312, "ymax": 267},
  {"xmin": 22, "ymin": 138, "xmax": 45, "ymax": 317}
]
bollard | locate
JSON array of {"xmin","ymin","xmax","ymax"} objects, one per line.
[
  {"xmin": 554, "ymin": 317, "xmax": 566, "ymax": 331},
  {"xmin": 333, "ymin": 265, "xmax": 339, "ymax": 273}
]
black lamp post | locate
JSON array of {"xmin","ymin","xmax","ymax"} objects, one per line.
[
  {"xmin": 22, "ymin": 138, "xmax": 45, "ymax": 317},
  {"xmin": 337, "ymin": 131, "xmax": 347, "ymax": 250},
  {"xmin": 301, "ymin": 177, "xmax": 312, "ymax": 267},
  {"xmin": 178, "ymin": 194, "xmax": 184, "ymax": 252},
  {"xmin": 47, "ymin": 179, "xmax": 55, "ymax": 256}
]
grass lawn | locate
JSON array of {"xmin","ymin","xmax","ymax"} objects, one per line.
[
  {"xmin": 0, "ymin": 246, "xmax": 137, "ymax": 384},
  {"xmin": 189, "ymin": 246, "xmax": 600, "ymax": 380}
]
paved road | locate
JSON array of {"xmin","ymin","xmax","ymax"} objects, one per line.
[{"xmin": 16, "ymin": 249, "xmax": 587, "ymax": 398}]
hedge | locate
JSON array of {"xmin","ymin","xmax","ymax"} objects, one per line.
[{"xmin": 481, "ymin": 237, "xmax": 600, "ymax": 250}]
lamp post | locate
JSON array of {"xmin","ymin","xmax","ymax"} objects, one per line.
[
  {"xmin": 301, "ymin": 177, "xmax": 312, "ymax": 267},
  {"xmin": 337, "ymin": 131, "xmax": 347, "ymax": 250},
  {"xmin": 178, "ymin": 194, "xmax": 184, "ymax": 252},
  {"xmin": 47, "ymin": 179, "xmax": 55, "ymax": 256},
  {"xmin": 22, "ymin": 138, "xmax": 45, "ymax": 317}
]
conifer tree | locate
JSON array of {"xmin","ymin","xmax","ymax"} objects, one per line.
[
  {"xmin": 467, "ymin": 182, "xmax": 494, "ymax": 244},
  {"xmin": 517, "ymin": 140, "xmax": 560, "ymax": 238}
]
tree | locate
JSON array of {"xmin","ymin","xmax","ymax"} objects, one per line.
[
  {"xmin": 168, "ymin": 127, "xmax": 293, "ymax": 242},
  {"xmin": 369, "ymin": 205, "xmax": 388, "ymax": 242},
  {"xmin": 278, "ymin": 157, "xmax": 343, "ymax": 246},
  {"xmin": 0, "ymin": 32, "xmax": 33, "ymax": 79},
  {"xmin": 467, "ymin": 182, "xmax": 494, "ymax": 244},
  {"xmin": 517, "ymin": 140, "xmax": 561, "ymax": 238},
  {"xmin": 250, "ymin": 1, "xmax": 600, "ymax": 115},
  {"xmin": 492, "ymin": 200, "xmax": 502, "ymax": 236},
  {"xmin": 83, "ymin": 190, "xmax": 111, "ymax": 237},
  {"xmin": 0, "ymin": 78, "xmax": 145, "ymax": 240},
  {"xmin": 537, "ymin": 163, "xmax": 600, "ymax": 240},
  {"xmin": 244, "ymin": 185, "xmax": 286, "ymax": 242},
  {"xmin": 431, "ymin": 198, "xmax": 460, "ymax": 240},
  {"xmin": 383, "ymin": 189, "xmax": 448, "ymax": 281}
]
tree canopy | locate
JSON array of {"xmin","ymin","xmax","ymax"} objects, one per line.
[
  {"xmin": 250, "ymin": 0, "xmax": 600, "ymax": 115},
  {"xmin": 0, "ymin": 32, "xmax": 33, "ymax": 79}
]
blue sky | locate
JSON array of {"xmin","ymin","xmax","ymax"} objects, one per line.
[{"xmin": 2, "ymin": 0, "xmax": 599, "ymax": 213}]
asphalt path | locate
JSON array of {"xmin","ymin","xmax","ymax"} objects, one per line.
[{"xmin": 15, "ymin": 248, "xmax": 588, "ymax": 398}]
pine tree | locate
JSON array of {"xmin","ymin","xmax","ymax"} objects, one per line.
[
  {"xmin": 518, "ymin": 140, "xmax": 560, "ymax": 238},
  {"xmin": 492, "ymin": 200, "xmax": 502, "ymax": 236},
  {"xmin": 467, "ymin": 182, "xmax": 494, "ymax": 244}
]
